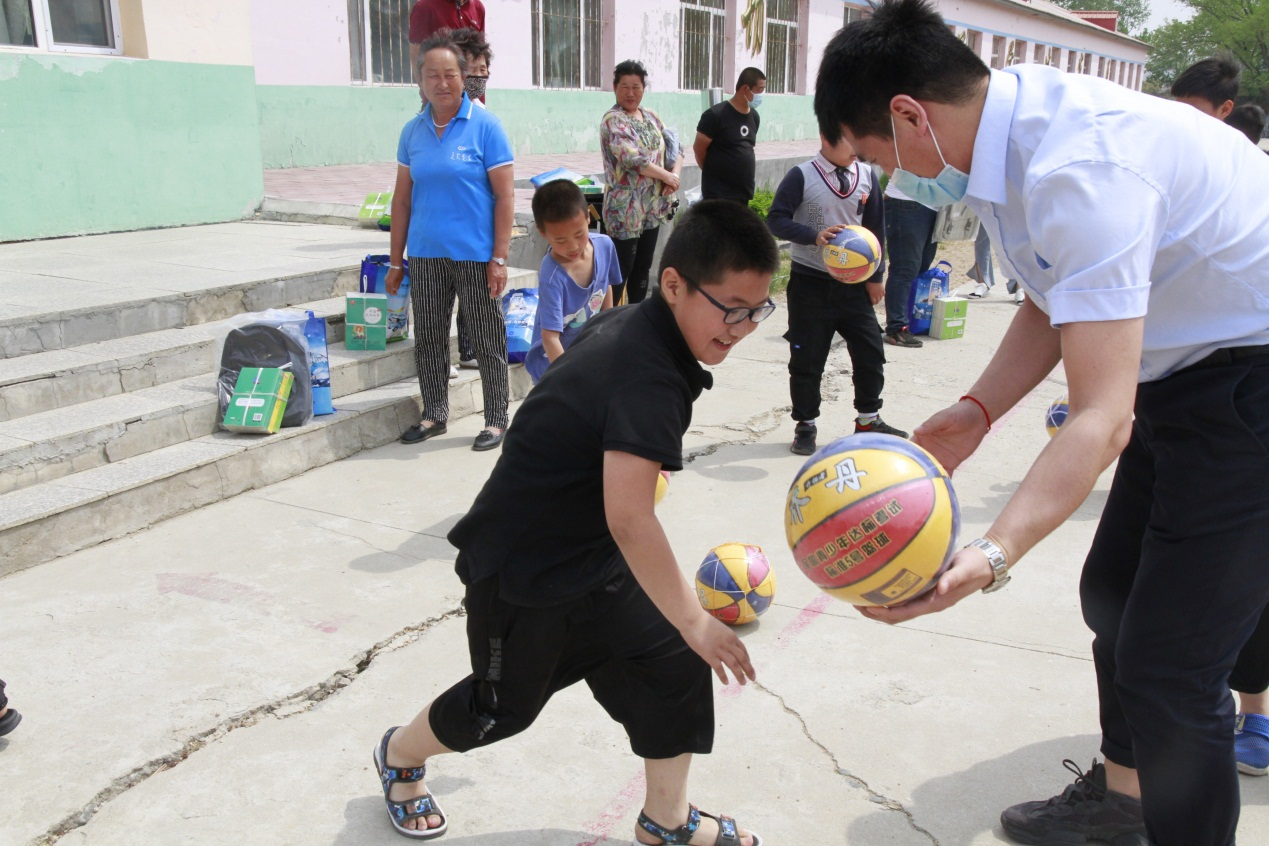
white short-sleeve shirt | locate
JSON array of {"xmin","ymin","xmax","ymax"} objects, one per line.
[{"xmin": 965, "ymin": 66, "xmax": 1269, "ymax": 382}]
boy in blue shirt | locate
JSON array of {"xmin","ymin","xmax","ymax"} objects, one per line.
[
  {"xmin": 767, "ymin": 134, "xmax": 907, "ymax": 455},
  {"xmin": 524, "ymin": 180, "xmax": 619, "ymax": 383}
]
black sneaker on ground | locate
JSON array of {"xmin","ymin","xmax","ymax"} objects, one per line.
[
  {"xmin": 791, "ymin": 421, "xmax": 817, "ymax": 455},
  {"xmin": 885, "ymin": 328, "xmax": 924, "ymax": 348},
  {"xmin": 1001, "ymin": 759, "xmax": 1146, "ymax": 846},
  {"xmin": 854, "ymin": 417, "xmax": 909, "ymax": 438}
]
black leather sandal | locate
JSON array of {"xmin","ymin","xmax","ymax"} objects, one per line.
[{"xmin": 634, "ymin": 804, "xmax": 761, "ymax": 846}]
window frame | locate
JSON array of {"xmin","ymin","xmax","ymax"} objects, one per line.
[
  {"xmin": 679, "ymin": 0, "xmax": 725, "ymax": 92},
  {"xmin": 764, "ymin": 0, "xmax": 798, "ymax": 95},
  {"xmin": 2, "ymin": 0, "xmax": 123, "ymax": 56},
  {"xmin": 531, "ymin": 0, "xmax": 604, "ymax": 91}
]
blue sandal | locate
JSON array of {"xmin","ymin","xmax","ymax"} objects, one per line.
[
  {"xmin": 635, "ymin": 804, "xmax": 761, "ymax": 846},
  {"xmin": 373, "ymin": 727, "xmax": 448, "ymax": 839}
]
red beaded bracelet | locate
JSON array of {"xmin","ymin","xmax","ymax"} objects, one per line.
[{"xmin": 959, "ymin": 395, "xmax": 992, "ymax": 431}]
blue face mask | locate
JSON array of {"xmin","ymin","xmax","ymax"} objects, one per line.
[
  {"xmin": 750, "ymin": 91, "xmax": 764, "ymax": 108},
  {"xmin": 889, "ymin": 115, "xmax": 969, "ymax": 208}
]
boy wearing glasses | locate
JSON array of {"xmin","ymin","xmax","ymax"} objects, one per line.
[
  {"xmin": 373, "ymin": 200, "xmax": 775, "ymax": 845},
  {"xmin": 768, "ymin": 133, "xmax": 906, "ymax": 456}
]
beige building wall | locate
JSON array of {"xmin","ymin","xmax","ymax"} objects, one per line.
[{"xmin": 119, "ymin": 0, "xmax": 254, "ymax": 65}]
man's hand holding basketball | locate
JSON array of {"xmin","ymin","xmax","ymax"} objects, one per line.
[{"xmin": 857, "ymin": 546, "xmax": 994, "ymax": 624}]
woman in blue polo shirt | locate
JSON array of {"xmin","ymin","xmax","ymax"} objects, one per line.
[{"xmin": 386, "ymin": 32, "xmax": 515, "ymax": 452}]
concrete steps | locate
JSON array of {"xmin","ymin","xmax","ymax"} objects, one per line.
[
  {"xmin": 0, "ymin": 367, "xmax": 533, "ymax": 577},
  {"xmin": 0, "ymin": 263, "xmax": 536, "ymax": 424},
  {"xmin": 0, "ymin": 235, "xmax": 540, "ymax": 575}
]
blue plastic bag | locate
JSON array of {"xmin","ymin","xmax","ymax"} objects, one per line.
[
  {"xmin": 502, "ymin": 288, "xmax": 538, "ymax": 364},
  {"xmin": 359, "ymin": 255, "xmax": 411, "ymax": 342},
  {"xmin": 906, "ymin": 260, "xmax": 952, "ymax": 335}
]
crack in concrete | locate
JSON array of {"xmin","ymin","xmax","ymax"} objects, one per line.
[
  {"xmin": 752, "ymin": 680, "xmax": 940, "ymax": 845},
  {"xmin": 314, "ymin": 521, "xmax": 418, "ymax": 561},
  {"xmin": 30, "ymin": 606, "xmax": 466, "ymax": 846}
]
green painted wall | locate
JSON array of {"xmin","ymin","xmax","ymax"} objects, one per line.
[
  {"xmin": 0, "ymin": 54, "xmax": 264, "ymax": 242},
  {"xmin": 256, "ymin": 86, "xmax": 819, "ymax": 168}
]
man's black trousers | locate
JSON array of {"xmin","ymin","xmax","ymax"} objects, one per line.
[{"xmin": 1080, "ymin": 349, "xmax": 1269, "ymax": 846}]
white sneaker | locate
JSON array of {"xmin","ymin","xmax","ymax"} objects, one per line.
[
  {"xmin": 1014, "ymin": 289, "xmax": 1026, "ymax": 305},
  {"xmin": 968, "ymin": 282, "xmax": 989, "ymax": 299},
  {"xmin": 449, "ymin": 365, "xmax": 459, "ymax": 379},
  {"xmin": 459, "ymin": 358, "xmax": 479, "ymax": 369}
]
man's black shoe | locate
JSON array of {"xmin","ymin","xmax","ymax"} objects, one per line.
[{"xmin": 1000, "ymin": 759, "xmax": 1146, "ymax": 846}]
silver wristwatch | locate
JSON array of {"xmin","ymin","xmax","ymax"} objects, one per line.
[
  {"xmin": 966, "ymin": 537, "xmax": 1010, "ymax": 593},
  {"xmin": 490, "ymin": 256, "xmax": 507, "ymax": 267}
]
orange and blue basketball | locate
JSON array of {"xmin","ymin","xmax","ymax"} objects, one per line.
[
  {"xmin": 784, "ymin": 433, "xmax": 959, "ymax": 607},
  {"xmin": 823, "ymin": 224, "xmax": 882, "ymax": 283},
  {"xmin": 1045, "ymin": 395, "xmax": 1069, "ymax": 438},
  {"xmin": 695, "ymin": 543, "xmax": 777, "ymax": 626}
]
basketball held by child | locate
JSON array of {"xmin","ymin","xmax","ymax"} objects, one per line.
[
  {"xmin": 1045, "ymin": 395, "xmax": 1069, "ymax": 438},
  {"xmin": 695, "ymin": 543, "xmax": 777, "ymax": 626},
  {"xmin": 784, "ymin": 433, "xmax": 960, "ymax": 607},
  {"xmin": 822, "ymin": 224, "xmax": 882, "ymax": 283}
]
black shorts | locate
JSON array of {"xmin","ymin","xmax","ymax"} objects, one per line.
[{"xmin": 428, "ymin": 568, "xmax": 714, "ymax": 760}]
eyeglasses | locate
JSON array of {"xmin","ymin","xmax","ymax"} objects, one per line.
[{"xmin": 690, "ymin": 281, "xmax": 778, "ymax": 325}]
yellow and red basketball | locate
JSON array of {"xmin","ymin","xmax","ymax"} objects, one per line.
[
  {"xmin": 823, "ymin": 225, "xmax": 882, "ymax": 283},
  {"xmin": 784, "ymin": 433, "xmax": 959, "ymax": 607},
  {"xmin": 695, "ymin": 542, "xmax": 777, "ymax": 626}
]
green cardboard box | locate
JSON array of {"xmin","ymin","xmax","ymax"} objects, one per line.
[
  {"xmin": 930, "ymin": 296, "xmax": 968, "ymax": 340},
  {"xmin": 222, "ymin": 368, "xmax": 293, "ymax": 434},
  {"xmin": 346, "ymin": 292, "xmax": 389, "ymax": 350}
]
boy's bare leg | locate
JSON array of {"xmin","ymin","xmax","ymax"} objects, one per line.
[
  {"xmin": 639, "ymin": 753, "xmax": 757, "ymax": 846},
  {"xmin": 1239, "ymin": 690, "xmax": 1269, "ymax": 715},
  {"xmin": 384, "ymin": 703, "xmax": 453, "ymax": 832}
]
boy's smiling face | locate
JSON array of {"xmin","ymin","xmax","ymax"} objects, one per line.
[
  {"xmin": 660, "ymin": 268, "xmax": 773, "ymax": 366},
  {"xmin": 539, "ymin": 210, "xmax": 592, "ymax": 263}
]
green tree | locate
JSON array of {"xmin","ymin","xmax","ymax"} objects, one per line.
[
  {"xmin": 1142, "ymin": 0, "xmax": 1269, "ymax": 106},
  {"xmin": 1051, "ymin": 0, "xmax": 1152, "ymax": 36}
]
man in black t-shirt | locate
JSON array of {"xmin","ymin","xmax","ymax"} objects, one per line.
[
  {"xmin": 694, "ymin": 67, "xmax": 766, "ymax": 203},
  {"xmin": 372, "ymin": 201, "xmax": 778, "ymax": 846}
]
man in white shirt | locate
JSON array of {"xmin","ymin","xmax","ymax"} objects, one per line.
[{"xmin": 814, "ymin": 2, "xmax": 1269, "ymax": 845}]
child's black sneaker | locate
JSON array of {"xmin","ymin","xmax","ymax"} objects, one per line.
[
  {"xmin": 791, "ymin": 422, "xmax": 817, "ymax": 455},
  {"xmin": 1000, "ymin": 759, "xmax": 1146, "ymax": 846},
  {"xmin": 854, "ymin": 417, "xmax": 908, "ymax": 438}
]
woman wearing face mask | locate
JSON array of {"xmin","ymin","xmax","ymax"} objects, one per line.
[
  {"xmin": 386, "ymin": 32, "xmax": 515, "ymax": 453},
  {"xmin": 600, "ymin": 60, "xmax": 682, "ymax": 306},
  {"xmin": 449, "ymin": 27, "xmax": 492, "ymax": 106}
]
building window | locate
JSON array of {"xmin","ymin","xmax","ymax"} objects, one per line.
[
  {"xmin": 844, "ymin": 3, "xmax": 872, "ymax": 25},
  {"xmin": 1067, "ymin": 50, "xmax": 1078, "ymax": 73},
  {"xmin": 961, "ymin": 29, "xmax": 982, "ymax": 58},
  {"xmin": 1049, "ymin": 47, "xmax": 1062, "ymax": 68},
  {"xmin": 532, "ymin": 0, "xmax": 602, "ymax": 90},
  {"xmin": 348, "ymin": 0, "xmax": 412, "ymax": 85},
  {"xmin": 990, "ymin": 35, "xmax": 1006, "ymax": 69},
  {"xmin": 1010, "ymin": 39, "xmax": 1025, "ymax": 65},
  {"xmin": 681, "ymin": 0, "xmax": 724, "ymax": 91},
  {"xmin": 1033, "ymin": 43, "xmax": 1044, "ymax": 64},
  {"xmin": 2, "ymin": 0, "xmax": 122, "ymax": 53},
  {"xmin": 766, "ymin": 0, "xmax": 798, "ymax": 94}
]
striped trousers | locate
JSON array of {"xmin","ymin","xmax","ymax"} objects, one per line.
[{"xmin": 408, "ymin": 258, "xmax": 509, "ymax": 429}]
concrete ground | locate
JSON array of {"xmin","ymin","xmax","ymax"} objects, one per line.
[{"xmin": 4, "ymin": 262, "xmax": 1269, "ymax": 846}]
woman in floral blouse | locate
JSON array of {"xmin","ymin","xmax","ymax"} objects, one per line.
[{"xmin": 600, "ymin": 60, "xmax": 682, "ymax": 305}]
